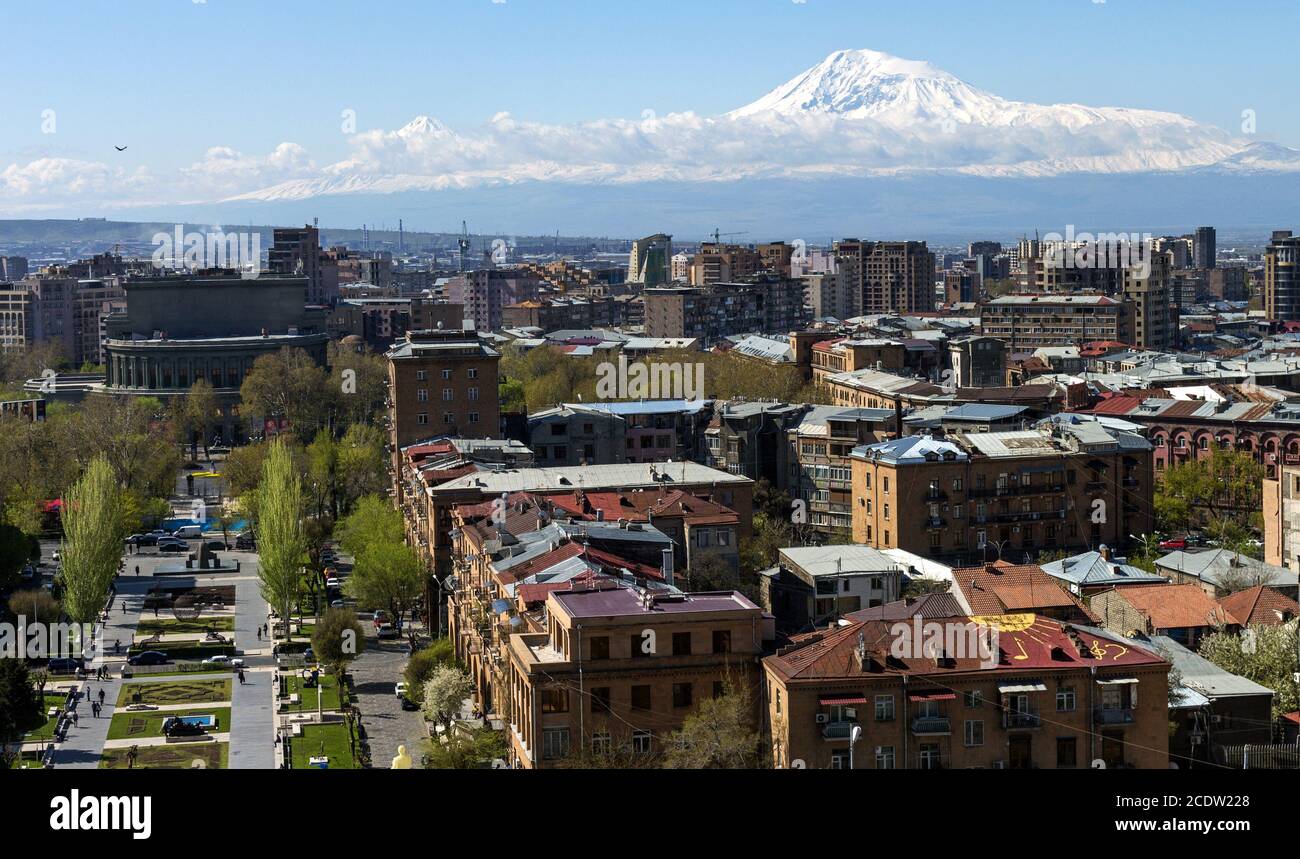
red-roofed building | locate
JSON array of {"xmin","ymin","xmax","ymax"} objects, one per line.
[
  {"xmin": 764, "ymin": 613, "xmax": 1170, "ymax": 769},
  {"xmin": 1090, "ymin": 583, "xmax": 1240, "ymax": 647},
  {"xmin": 951, "ymin": 561, "xmax": 1096, "ymax": 623},
  {"xmin": 1217, "ymin": 585, "xmax": 1299, "ymax": 627}
]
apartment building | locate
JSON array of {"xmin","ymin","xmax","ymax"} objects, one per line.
[
  {"xmin": 574, "ymin": 399, "xmax": 714, "ymax": 465},
  {"xmin": 445, "ymin": 268, "xmax": 543, "ymax": 332},
  {"xmin": 764, "ymin": 611, "xmax": 1170, "ymax": 769},
  {"xmin": 1265, "ymin": 229, "xmax": 1300, "ymax": 321},
  {"xmin": 759, "ymin": 545, "xmax": 903, "ymax": 632},
  {"xmin": 501, "ymin": 296, "xmax": 616, "ymax": 331},
  {"xmin": 627, "ymin": 233, "xmax": 673, "ymax": 287},
  {"xmin": 643, "ymin": 276, "xmax": 809, "ymax": 345},
  {"xmin": 979, "ymin": 295, "xmax": 1135, "ymax": 351},
  {"xmin": 849, "ymin": 421, "xmax": 1155, "ymax": 566},
  {"xmin": 526, "ymin": 403, "xmax": 627, "ymax": 467},
  {"xmin": 1121, "ymin": 251, "xmax": 1173, "ymax": 351},
  {"xmin": 706, "ymin": 400, "xmax": 809, "ymax": 485},
  {"xmin": 385, "ymin": 329, "xmax": 501, "ymax": 470},
  {"xmin": 948, "ymin": 336, "xmax": 1008, "ymax": 388},
  {"xmin": 268, "ymin": 225, "xmax": 340, "ymax": 306},
  {"xmin": 504, "ymin": 584, "xmax": 770, "ymax": 768},
  {"xmin": 835, "ymin": 239, "xmax": 935, "ymax": 314},
  {"xmin": 688, "ymin": 242, "xmax": 763, "ymax": 285},
  {"xmin": 787, "ymin": 406, "xmax": 897, "ymax": 536}
]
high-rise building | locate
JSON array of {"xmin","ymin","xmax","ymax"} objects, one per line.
[
  {"xmin": 979, "ymin": 295, "xmax": 1135, "ymax": 350},
  {"xmin": 627, "ymin": 233, "xmax": 673, "ymax": 287},
  {"xmin": 1265, "ymin": 230, "xmax": 1300, "ymax": 321},
  {"xmin": 0, "ymin": 256, "xmax": 29, "ymax": 282},
  {"xmin": 385, "ymin": 328, "xmax": 501, "ymax": 471},
  {"xmin": 1194, "ymin": 226, "xmax": 1217, "ymax": 270},
  {"xmin": 0, "ymin": 274, "xmax": 125, "ymax": 365},
  {"xmin": 643, "ymin": 275, "xmax": 809, "ymax": 346},
  {"xmin": 835, "ymin": 240, "xmax": 935, "ymax": 315},
  {"xmin": 268, "ymin": 225, "xmax": 340, "ymax": 306},
  {"xmin": 444, "ymin": 269, "xmax": 542, "ymax": 332},
  {"xmin": 1122, "ymin": 250, "xmax": 1173, "ymax": 351}
]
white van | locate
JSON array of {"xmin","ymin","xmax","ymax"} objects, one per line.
[{"xmin": 172, "ymin": 525, "xmax": 204, "ymax": 540}]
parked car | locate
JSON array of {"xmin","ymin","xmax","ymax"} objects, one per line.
[
  {"xmin": 377, "ymin": 623, "xmax": 398, "ymax": 640},
  {"xmin": 395, "ymin": 682, "xmax": 409, "ymax": 698},
  {"xmin": 201, "ymin": 655, "xmax": 245, "ymax": 668},
  {"xmin": 1158, "ymin": 537, "xmax": 1187, "ymax": 550},
  {"xmin": 235, "ymin": 534, "xmax": 256, "ymax": 550},
  {"xmin": 373, "ymin": 609, "xmax": 391, "ymax": 629},
  {"xmin": 400, "ymin": 696, "xmax": 419, "ymax": 711},
  {"xmin": 47, "ymin": 657, "xmax": 83, "ymax": 674},
  {"xmin": 325, "ymin": 577, "xmax": 341, "ymax": 589},
  {"xmin": 158, "ymin": 542, "xmax": 188, "ymax": 554},
  {"xmin": 128, "ymin": 651, "xmax": 170, "ymax": 666},
  {"xmin": 330, "ymin": 599, "xmax": 345, "ymax": 609},
  {"xmin": 172, "ymin": 525, "xmax": 204, "ymax": 540},
  {"xmin": 204, "ymin": 540, "xmax": 229, "ymax": 551}
]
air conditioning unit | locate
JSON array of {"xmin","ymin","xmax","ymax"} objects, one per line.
[{"xmin": 815, "ymin": 713, "xmax": 829, "ymax": 724}]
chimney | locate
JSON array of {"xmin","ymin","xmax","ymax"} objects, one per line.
[
  {"xmin": 661, "ymin": 547, "xmax": 674, "ymax": 587},
  {"xmin": 1099, "ymin": 544, "xmax": 1112, "ymax": 561}
]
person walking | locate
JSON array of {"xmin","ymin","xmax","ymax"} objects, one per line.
[{"xmin": 98, "ymin": 688, "xmax": 105, "ymax": 706}]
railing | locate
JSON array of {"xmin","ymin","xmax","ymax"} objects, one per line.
[
  {"xmin": 926, "ymin": 517, "xmax": 945, "ymax": 529},
  {"xmin": 1094, "ymin": 707, "xmax": 1135, "ymax": 725},
  {"xmin": 975, "ymin": 510, "xmax": 1066, "ymax": 525},
  {"xmin": 911, "ymin": 716, "xmax": 952, "ymax": 735},
  {"xmin": 968, "ymin": 484, "xmax": 1064, "ymax": 499},
  {"xmin": 1002, "ymin": 710, "xmax": 1042, "ymax": 729},
  {"xmin": 822, "ymin": 721, "xmax": 857, "ymax": 740}
]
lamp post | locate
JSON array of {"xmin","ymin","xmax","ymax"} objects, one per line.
[{"xmin": 848, "ymin": 724, "xmax": 862, "ymax": 770}]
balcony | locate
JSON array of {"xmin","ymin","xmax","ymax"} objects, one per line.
[
  {"xmin": 1002, "ymin": 710, "xmax": 1042, "ymax": 730},
  {"xmin": 910, "ymin": 716, "xmax": 952, "ymax": 735},
  {"xmin": 822, "ymin": 721, "xmax": 858, "ymax": 740},
  {"xmin": 968, "ymin": 483, "xmax": 1064, "ymax": 499},
  {"xmin": 1095, "ymin": 707, "xmax": 1136, "ymax": 725},
  {"xmin": 926, "ymin": 517, "xmax": 946, "ymax": 529}
]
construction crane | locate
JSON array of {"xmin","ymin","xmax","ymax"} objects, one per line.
[
  {"xmin": 711, "ymin": 228, "xmax": 749, "ymax": 244},
  {"xmin": 457, "ymin": 221, "xmax": 471, "ymax": 272}
]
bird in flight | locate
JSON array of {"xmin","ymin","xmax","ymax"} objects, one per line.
[{"xmin": 115, "ymin": 146, "xmax": 127, "ymax": 151}]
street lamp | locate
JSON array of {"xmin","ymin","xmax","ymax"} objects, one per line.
[{"xmin": 848, "ymin": 724, "xmax": 862, "ymax": 770}]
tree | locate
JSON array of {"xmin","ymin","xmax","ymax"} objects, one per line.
[
  {"xmin": 662, "ymin": 680, "xmax": 764, "ymax": 769},
  {"xmin": 257, "ymin": 439, "xmax": 307, "ymax": 640},
  {"xmin": 311, "ymin": 607, "xmax": 366, "ymax": 682},
  {"xmin": 0, "ymin": 660, "xmax": 42, "ymax": 768},
  {"xmin": 0, "ymin": 523, "xmax": 35, "ymax": 591},
  {"xmin": 8, "ymin": 588, "xmax": 62, "ymax": 623},
  {"xmin": 1198, "ymin": 621, "xmax": 1299, "ymax": 719},
  {"xmin": 421, "ymin": 665, "xmax": 473, "ymax": 729},
  {"xmin": 326, "ymin": 342, "xmax": 388, "ymax": 428},
  {"xmin": 177, "ymin": 378, "xmax": 218, "ymax": 460},
  {"xmin": 335, "ymin": 495, "xmax": 404, "ymax": 558},
  {"xmin": 686, "ymin": 554, "xmax": 753, "ymax": 597},
  {"xmin": 1156, "ymin": 448, "xmax": 1265, "ymax": 539},
  {"xmin": 403, "ymin": 639, "xmax": 456, "ymax": 707},
  {"xmin": 59, "ymin": 456, "xmax": 124, "ymax": 625},
  {"xmin": 346, "ymin": 539, "xmax": 425, "ymax": 628},
  {"xmin": 422, "ymin": 726, "xmax": 505, "ymax": 770},
  {"xmin": 239, "ymin": 348, "xmax": 331, "ymax": 441}
]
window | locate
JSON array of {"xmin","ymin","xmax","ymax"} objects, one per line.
[
  {"xmin": 630, "ymin": 633, "xmax": 649, "ymax": 658},
  {"xmin": 883, "ymin": 476, "xmax": 890, "ymax": 494},
  {"xmin": 591, "ymin": 732, "xmax": 611, "ymax": 755},
  {"xmin": 468, "ymin": 367, "xmax": 478, "ymax": 379},
  {"xmin": 672, "ymin": 683, "xmax": 693, "ymax": 709},
  {"xmin": 884, "ymin": 503, "xmax": 890, "ymax": 520},
  {"xmin": 712, "ymin": 630, "xmax": 731, "ymax": 654},
  {"xmin": 963, "ymin": 690, "xmax": 982, "ymax": 709},
  {"xmin": 630, "ymin": 685, "xmax": 651, "ymax": 710},
  {"xmin": 417, "ymin": 388, "xmax": 428, "ymax": 402},
  {"xmin": 830, "ymin": 750, "xmax": 850, "ymax": 770},
  {"xmin": 589, "ymin": 636, "xmax": 610, "ymax": 660},
  {"xmin": 1056, "ymin": 737, "xmax": 1078, "ymax": 768},
  {"xmin": 874, "ymin": 695, "xmax": 895, "ymax": 721},
  {"xmin": 929, "ymin": 532, "xmax": 941, "ymax": 549},
  {"xmin": 542, "ymin": 728, "xmax": 570, "ymax": 760},
  {"xmin": 952, "ymin": 478, "xmax": 963, "ymax": 491},
  {"xmin": 713, "ymin": 681, "xmax": 725, "ymax": 699},
  {"xmin": 590, "ymin": 687, "xmax": 611, "ymax": 713},
  {"xmin": 467, "ymin": 386, "xmax": 479, "ymax": 401},
  {"xmin": 469, "ymin": 412, "xmax": 479, "ymax": 424},
  {"xmin": 1056, "ymin": 687, "xmax": 1076, "ymax": 712},
  {"xmin": 444, "ymin": 413, "xmax": 455, "ymax": 425},
  {"xmin": 964, "ymin": 720, "xmax": 984, "ymax": 747},
  {"xmin": 441, "ymin": 369, "xmax": 451, "ymax": 380},
  {"xmin": 442, "ymin": 388, "xmax": 454, "ymax": 401},
  {"xmin": 672, "ymin": 632, "xmax": 692, "ymax": 656},
  {"xmin": 875, "ymin": 746, "xmax": 895, "ymax": 769},
  {"xmin": 417, "ymin": 413, "xmax": 428, "ymax": 426},
  {"xmin": 541, "ymin": 687, "xmax": 570, "ymax": 713},
  {"xmin": 918, "ymin": 744, "xmax": 942, "ymax": 770},
  {"xmin": 632, "ymin": 730, "xmax": 652, "ymax": 755},
  {"xmin": 416, "ymin": 370, "xmax": 427, "ymax": 381}
]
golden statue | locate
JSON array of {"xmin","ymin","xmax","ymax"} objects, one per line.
[{"xmin": 391, "ymin": 744, "xmax": 413, "ymax": 769}]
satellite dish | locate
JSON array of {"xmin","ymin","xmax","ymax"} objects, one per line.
[{"xmin": 1091, "ymin": 759, "xmax": 1106, "ymax": 769}]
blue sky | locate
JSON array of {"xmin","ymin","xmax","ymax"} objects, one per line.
[{"xmin": 3, "ymin": 0, "xmax": 1298, "ymax": 171}]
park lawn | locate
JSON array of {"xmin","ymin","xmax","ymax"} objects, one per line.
[
  {"xmin": 100, "ymin": 743, "xmax": 228, "ymax": 770},
  {"xmin": 135, "ymin": 617, "xmax": 234, "ymax": 636},
  {"xmin": 9, "ymin": 751, "xmax": 45, "ymax": 769},
  {"xmin": 116, "ymin": 679, "xmax": 232, "ymax": 708},
  {"xmin": 290, "ymin": 723, "xmax": 358, "ymax": 770},
  {"xmin": 283, "ymin": 672, "xmax": 345, "ymax": 713},
  {"xmin": 107, "ymin": 706, "xmax": 232, "ymax": 741},
  {"xmin": 126, "ymin": 665, "xmax": 233, "ymax": 679},
  {"xmin": 22, "ymin": 694, "xmax": 68, "ymax": 741}
]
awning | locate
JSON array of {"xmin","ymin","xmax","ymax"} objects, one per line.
[
  {"xmin": 998, "ymin": 682, "xmax": 1047, "ymax": 694},
  {"xmin": 1096, "ymin": 677, "xmax": 1139, "ymax": 686},
  {"xmin": 819, "ymin": 696, "xmax": 867, "ymax": 706},
  {"xmin": 908, "ymin": 691, "xmax": 957, "ymax": 702}
]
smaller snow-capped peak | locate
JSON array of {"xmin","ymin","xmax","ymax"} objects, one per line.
[{"xmin": 396, "ymin": 116, "xmax": 452, "ymax": 138}]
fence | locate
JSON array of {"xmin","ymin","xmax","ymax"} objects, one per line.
[{"xmin": 1214, "ymin": 743, "xmax": 1300, "ymax": 769}]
